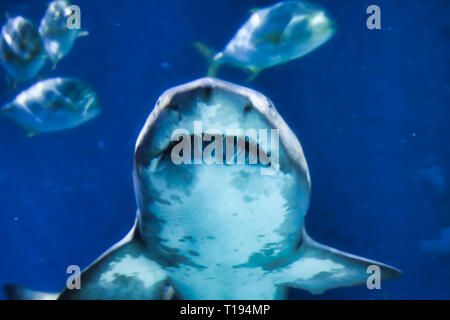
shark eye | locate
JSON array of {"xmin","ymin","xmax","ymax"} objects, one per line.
[{"xmin": 243, "ymin": 104, "xmax": 252, "ymax": 113}]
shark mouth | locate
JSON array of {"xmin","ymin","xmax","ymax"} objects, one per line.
[{"xmin": 148, "ymin": 133, "xmax": 275, "ymax": 173}]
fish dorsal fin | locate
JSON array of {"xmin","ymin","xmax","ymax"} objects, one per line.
[
  {"xmin": 277, "ymin": 228, "xmax": 402, "ymax": 294},
  {"xmin": 193, "ymin": 42, "xmax": 216, "ymax": 62}
]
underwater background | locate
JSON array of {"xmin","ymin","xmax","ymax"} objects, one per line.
[{"xmin": 0, "ymin": 0, "xmax": 449, "ymax": 299}]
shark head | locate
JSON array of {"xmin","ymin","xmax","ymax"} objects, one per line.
[{"xmin": 133, "ymin": 77, "xmax": 311, "ymax": 267}]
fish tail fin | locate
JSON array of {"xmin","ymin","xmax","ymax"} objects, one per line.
[
  {"xmin": 3, "ymin": 284, "xmax": 59, "ymax": 300},
  {"xmin": 193, "ymin": 42, "xmax": 216, "ymax": 61},
  {"xmin": 207, "ymin": 61, "xmax": 220, "ymax": 77},
  {"xmin": 277, "ymin": 228, "xmax": 402, "ymax": 295},
  {"xmin": 58, "ymin": 219, "xmax": 173, "ymax": 300},
  {"xmin": 193, "ymin": 42, "xmax": 221, "ymax": 77},
  {"xmin": 246, "ymin": 67, "xmax": 262, "ymax": 82}
]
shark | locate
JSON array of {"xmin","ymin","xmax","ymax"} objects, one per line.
[{"xmin": 5, "ymin": 77, "xmax": 401, "ymax": 299}]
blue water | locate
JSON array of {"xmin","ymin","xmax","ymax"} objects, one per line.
[{"xmin": 0, "ymin": 0, "xmax": 449, "ymax": 299}]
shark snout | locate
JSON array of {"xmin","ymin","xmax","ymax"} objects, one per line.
[
  {"xmin": 135, "ymin": 78, "xmax": 274, "ymax": 166},
  {"xmin": 134, "ymin": 78, "xmax": 310, "ymax": 183}
]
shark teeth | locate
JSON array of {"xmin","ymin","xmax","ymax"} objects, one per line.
[{"xmin": 148, "ymin": 133, "xmax": 272, "ymax": 173}]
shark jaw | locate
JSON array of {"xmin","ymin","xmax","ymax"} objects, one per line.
[
  {"xmin": 148, "ymin": 121, "xmax": 281, "ymax": 176},
  {"xmin": 135, "ymin": 78, "xmax": 310, "ymax": 181}
]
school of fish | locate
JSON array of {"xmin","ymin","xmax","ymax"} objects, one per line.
[{"xmin": 0, "ymin": 0, "xmax": 97, "ymax": 134}]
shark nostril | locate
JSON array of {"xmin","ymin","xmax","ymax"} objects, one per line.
[{"xmin": 170, "ymin": 104, "xmax": 179, "ymax": 111}]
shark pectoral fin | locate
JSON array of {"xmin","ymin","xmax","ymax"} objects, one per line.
[
  {"xmin": 278, "ymin": 229, "xmax": 402, "ymax": 295},
  {"xmin": 58, "ymin": 223, "xmax": 173, "ymax": 300},
  {"xmin": 3, "ymin": 284, "xmax": 59, "ymax": 300}
]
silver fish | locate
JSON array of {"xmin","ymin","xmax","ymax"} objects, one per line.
[
  {"xmin": 3, "ymin": 78, "xmax": 400, "ymax": 300},
  {"xmin": 39, "ymin": 0, "xmax": 88, "ymax": 65},
  {"xmin": 0, "ymin": 16, "xmax": 47, "ymax": 82},
  {"xmin": 1, "ymin": 77, "xmax": 100, "ymax": 135},
  {"xmin": 195, "ymin": 1, "xmax": 335, "ymax": 80}
]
